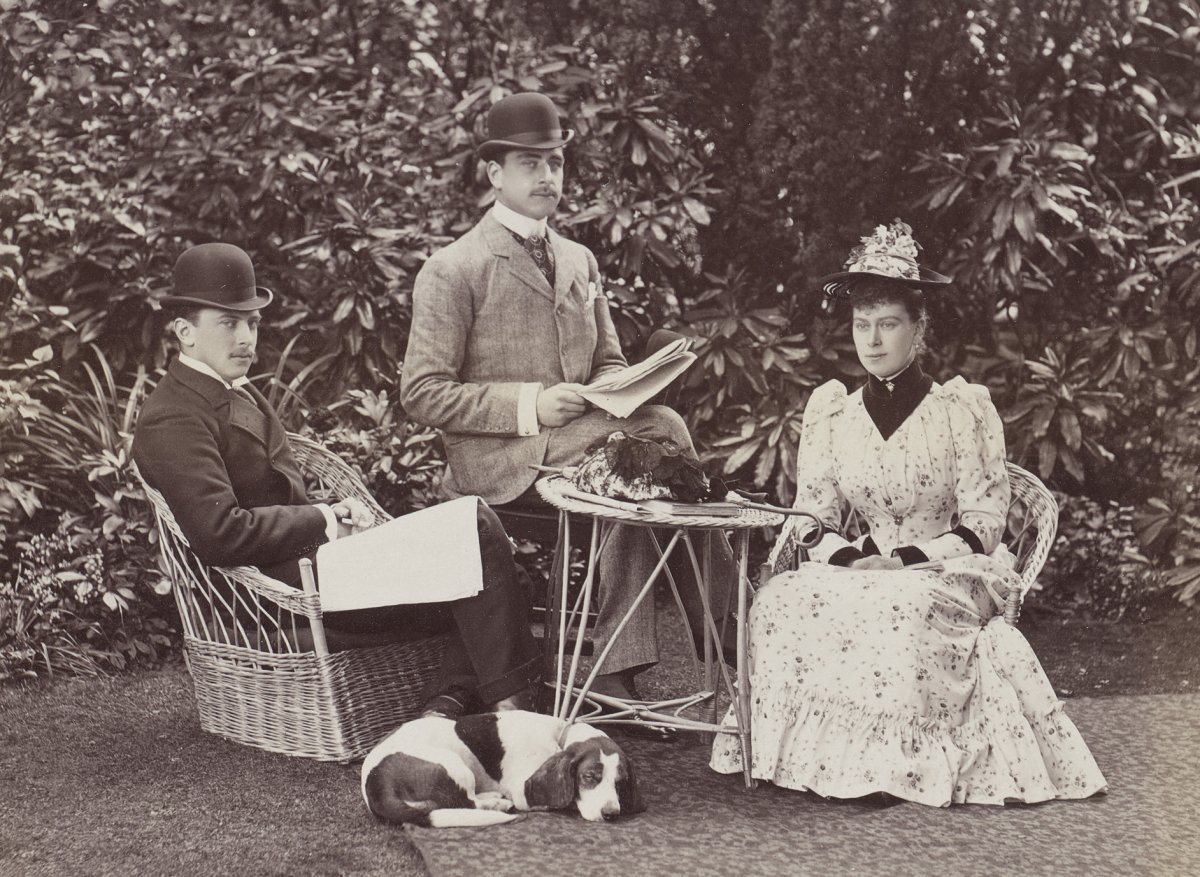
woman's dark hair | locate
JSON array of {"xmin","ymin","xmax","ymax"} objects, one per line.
[{"xmin": 845, "ymin": 277, "xmax": 927, "ymax": 322}]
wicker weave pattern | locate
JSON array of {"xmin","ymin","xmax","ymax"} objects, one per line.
[
  {"xmin": 1002, "ymin": 462, "xmax": 1059, "ymax": 623},
  {"xmin": 135, "ymin": 431, "xmax": 445, "ymax": 762},
  {"xmin": 184, "ymin": 637, "xmax": 442, "ymax": 760},
  {"xmin": 289, "ymin": 433, "xmax": 389, "ymax": 525},
  {"xmin": 762, "ymin": 462, "xmax": 1057, "ymax": 626},
  {"xmin": 765, "ymin": 515, "xmax": 824, "ymax": 578}
]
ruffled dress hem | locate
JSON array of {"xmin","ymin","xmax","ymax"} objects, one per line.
[{"xmin": 710, "ymin": 684, "xmax": 1107, "ymax": 807}]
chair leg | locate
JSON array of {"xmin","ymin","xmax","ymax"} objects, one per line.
[
  {"xmin": 543, "ymin": 513, "xmax": 569, "ymax": 682},
  {"xmin": 298, "ymin": 559, "xmax": 330, "ymax": 658}
]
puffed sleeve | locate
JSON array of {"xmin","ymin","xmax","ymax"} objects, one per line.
[
  {"xmin": 891, "ymin": 377, "xmax": 1011, "ymax": 565},
  {"xmin": 773, "ymin": 380, "xmax": 861, "ymax": 566}
]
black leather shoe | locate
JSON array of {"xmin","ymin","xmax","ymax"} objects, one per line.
[{"xmin": 420, "ymin": 686, "xmax": 472, "ymax": 719}]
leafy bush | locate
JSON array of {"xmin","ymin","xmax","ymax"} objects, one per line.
[
  {"xmin": 0, "ymin": 348, "xmax": 174, "ymax": 683},
  {"xmin": 3, "ymin": 0, "xmax": 1200, "ymax": 686},
  {"xmin": 305, "ymin": 388, "xmax": 446, "ymax": 517},
  {"xmin": 1, "ymin": 521, "xmax": 174, "ymax": 683},
  {"xmin": 1040, "ymin": 494, "xmax": 1162, "ymax": 621},
  {"xmin": 673, "ymin": 268, "xmax": 826, "ymax": 501}
]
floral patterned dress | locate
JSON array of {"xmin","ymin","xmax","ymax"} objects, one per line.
[{"xmin": 710, "ymin": 377, "xmax": 1107, "ymax": 806}]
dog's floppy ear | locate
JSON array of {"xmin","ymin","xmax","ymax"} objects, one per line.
[
  {"xmin": 525, "ymin": 750, "xmax": 576, "ymax": 810},
  {"xmin": 617, "ymin": 752, "xmax": 646, "ymax": 815}
]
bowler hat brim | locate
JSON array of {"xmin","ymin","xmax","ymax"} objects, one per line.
[
  {"xmin": 478, "ymin": 129, "xmax": 575, "ymax": 163},
  {"xmin": 159, "ymin": 287, "xmax": 275, "ymax": 311}
]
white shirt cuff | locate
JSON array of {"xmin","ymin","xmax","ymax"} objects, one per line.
[
  {"xmin": 517, "ymin": 382, "xmax": 542, "ymax": 436},
  {"xmin": 315, "ymin": 503, "xmax": 339, "ymax": 542}
]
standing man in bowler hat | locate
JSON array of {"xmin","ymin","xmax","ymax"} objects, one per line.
[
  {"xmin": 401, "ymin": 93, "xmax": 735, "ymax": 736},
  {"xmin": 134, "ymin": 242, "xmax": 541, "ymax": 717}
]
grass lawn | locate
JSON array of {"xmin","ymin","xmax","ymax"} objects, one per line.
[
  {"xmin": 0, "ymin": 666, "xmax": 427, "ymax": 877},
  {"xmin": 2, "ymin": 604, "xmax": 1197, "ymax": 877}
]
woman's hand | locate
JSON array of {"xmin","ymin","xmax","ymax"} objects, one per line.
[{"xmin": 849, "ymin": 555, "xmax": 903, "ymax": 571}]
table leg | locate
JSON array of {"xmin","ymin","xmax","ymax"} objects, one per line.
[
  {"xmin": 702, "ymin": 533, "xmax": 716, "ymax": 726},
  {"xmin": 649, "ymin": 529, "xmax": 703, "ymax": 682},
  {"xmin": 550, "ymin": 511, "xmax": 570, "ymax": 718},
  {"xmin": 679, "ymin": 533, "xmax": 738, "ymax": 726},
  {"xmin": 563, "ymin": 528, "xmax": 683, "ymax": 726},
  {"xmin": 734, "ymin": 528, "xmax": 756, "ymax": 789},
  {"xmin": 557, "ymin": 516, "xmax": 602, "ymax": 720}
]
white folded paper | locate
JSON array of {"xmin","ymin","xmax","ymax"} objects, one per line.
[
  {"xmin": 315, "ymin": 495, "xmax": 482, "ymax": 612},
  {"xmin": 577, "ymin": 337, "xmax": 697, "ymax": 418}
]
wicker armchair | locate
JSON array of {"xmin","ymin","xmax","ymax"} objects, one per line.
[
  {"xmin": 1001, "ymin": 462, "xmax": 1059, "ymax": 623},
  {"xmin": 761, "ymin": 461, "xmax": 1057, "ymax": 626},
  {"xmin": 135, "ymin": 433, "xmax": 445, "ymax": 762}
]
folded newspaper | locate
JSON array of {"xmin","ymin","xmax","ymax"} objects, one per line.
[
  {"xmin": 578, "ymin": 337, "xmax": 697, "ymax": 418},
  {"xmin": 314, "ymin": 495, "xmax": 482, "ymax": 612}
]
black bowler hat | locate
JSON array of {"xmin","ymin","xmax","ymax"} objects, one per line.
[
  {"xmin": 819, "ymin": 220, "xmax": 950, "ymax": 301},
  {"xmin": 161, "ymin": 243, "xmax": 274, "ymax": 311},
  {"xmin": 477, "ymin": 92, "xmax": 575, "ymax": 163}
]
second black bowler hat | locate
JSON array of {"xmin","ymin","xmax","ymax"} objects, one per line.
[
  {"xmin": 162, "ymin": 243, "xmax": 274, "ymax": 310},
  {"xmin": 477, "ymin": 92, "xmax": 574, "ymax": 163}
]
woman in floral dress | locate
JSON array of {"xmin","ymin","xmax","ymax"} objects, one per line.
[{"xmin": 710, "ymin": 222, "xmax": 1106, "ymax": 806}]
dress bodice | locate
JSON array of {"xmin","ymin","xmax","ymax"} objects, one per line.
[{"xmin": 792, "ymin": 377, "xmax": 1010, "ymax": 563}]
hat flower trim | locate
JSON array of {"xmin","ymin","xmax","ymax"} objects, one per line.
[{"xmin": 845, "ymin": 219, "xmax": 921, "ymax": 280}]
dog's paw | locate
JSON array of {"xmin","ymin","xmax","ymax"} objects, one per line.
[{"xmin": 473, "ymin": 792, "xmax": 514, "ymax": 812}]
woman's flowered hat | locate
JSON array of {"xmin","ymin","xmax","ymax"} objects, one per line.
[{"xmin": 818, "ymin": 220, "xmax": 950, "ymax": 300}]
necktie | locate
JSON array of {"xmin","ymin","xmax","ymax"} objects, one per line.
[{"xmin": 523, "ymin": 233, "xmax": 556, "ymax": 288}]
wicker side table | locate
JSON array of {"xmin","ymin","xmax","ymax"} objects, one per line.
[{"xmin": 536, "ymin": 475, "xmax": 786, "ymax": 788}]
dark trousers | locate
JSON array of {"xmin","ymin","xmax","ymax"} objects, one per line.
[{"xmin": 322, "ymin": 502, "xmax": 541, "ymax": 705}]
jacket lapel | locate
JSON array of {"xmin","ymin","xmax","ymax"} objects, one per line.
[
  {"xmin": 482, "ymin": 212, "xmax": 556, "ymax": 302},
  {"xmin": 549, "ymin": 230, "xmax": 576, "ymax": 303},
  {"xmin": 168, "ymin": 359, "xmax": 233, "ymax": 417},
  {"xmin": 167, "ymin": 359, "xmax": 269, "ymax": 450},
  {"xmin": 229, "ymin": 386, "xmax": 271, "ymax": 450}
]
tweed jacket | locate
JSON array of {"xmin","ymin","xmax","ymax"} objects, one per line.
[
  {"xmin": 133, "ymin": 359, "xmax": 327, "ymax": 586},
  {"xmin": 401, "ymin": 212, "xmax": 627, "ymax": 504}
]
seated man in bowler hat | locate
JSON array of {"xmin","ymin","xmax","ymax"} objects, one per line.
[
  {"xmin": 400, "ymin": 92, "xmax": 736, "ymax": 738},
  {"xmin": 134, "ymin": 242, "xmax": 541, "ymax": 718}
]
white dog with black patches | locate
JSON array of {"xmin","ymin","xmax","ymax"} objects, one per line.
[{"xmin": 361, "ymin": 710, "xmax": 644, "ymax": 827}]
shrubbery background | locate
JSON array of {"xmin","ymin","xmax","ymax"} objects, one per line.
[{"xmin": 2, "ymin": 0, "xmax": 1198, "ymax": 681}]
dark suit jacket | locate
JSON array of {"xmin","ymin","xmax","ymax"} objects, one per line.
[{"xmin": 133, "ymin": 359, "xmax": 327, "ymax": 587}]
